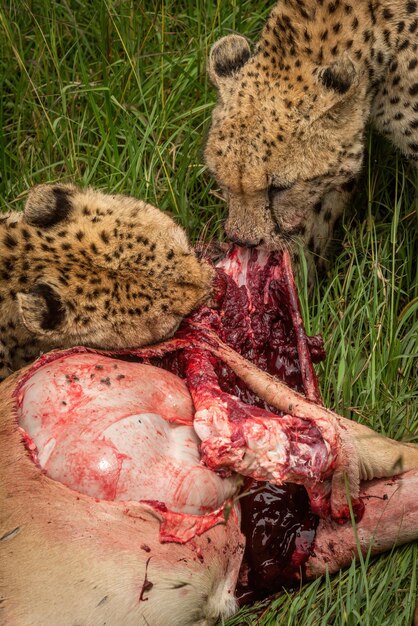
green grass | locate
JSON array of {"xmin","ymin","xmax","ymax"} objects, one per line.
[{"xmin": 1, "ymin": 1, "xmax": 417, "ymax": 624}]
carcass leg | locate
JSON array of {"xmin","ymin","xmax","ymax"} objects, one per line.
[
  {"xmin": 190, "ymin": 330, "xmax": 418, "ymax": 521},
  {"xmin": 184, "ymin": 346, "xmax": 342, "ymax": 518}
]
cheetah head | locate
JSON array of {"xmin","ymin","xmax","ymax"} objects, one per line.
[
  {"xmin": 205, "ymin": 34, "xmax": 368, "ymax": 258},
  {"xmin": 16, "ymin": 184, "xmax": 214, "ymax": 350}
]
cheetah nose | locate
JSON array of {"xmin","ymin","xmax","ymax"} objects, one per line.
[{"xmin": 227, "ymin": 233, "xmax": 262, "ymax": 249}]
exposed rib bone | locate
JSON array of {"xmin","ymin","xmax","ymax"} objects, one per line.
[{"xmin": 281, "ymin": 251, "xmax": 322, "ymax": 404}]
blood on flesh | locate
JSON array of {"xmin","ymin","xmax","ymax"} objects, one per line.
[
  {"xmin": 17, "ymin": 245, "xmax": 327, "ymax": 599},
  {"xmin": 188, "ymin": 247, "xmax": 325, "ymax": 597},
  {"xmin": 140, "ymin": 246, "xmax": 327, "ymax": 597}
]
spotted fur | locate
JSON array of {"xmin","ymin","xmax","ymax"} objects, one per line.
[
  {"xmin": 205, "ymin": 0, "xmax": 418, "ymax": 268},
  {"xmin": 0, "ymin": 184, "xmax": 213, "ymax": 380}
]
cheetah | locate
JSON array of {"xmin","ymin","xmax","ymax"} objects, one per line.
[
  {"xmin": 0, "ymin": 183, "xmax": 213, "ymax": 380},
  {"xmin": 205, "ymin": 0, "xmax": 418, "ymax": 267}
]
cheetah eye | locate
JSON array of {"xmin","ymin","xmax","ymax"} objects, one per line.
[{"xmin": 268, "ymin": 182, "xmax": 294, "ymax": 202}]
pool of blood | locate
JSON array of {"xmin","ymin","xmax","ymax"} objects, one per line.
[{"xmin": 237, "ymin": 481, "xmax": 319, "ymax": 602}]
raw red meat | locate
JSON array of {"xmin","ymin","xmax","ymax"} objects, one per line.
[
  {"xmin": 116, "ymin": 245, "xmax": 418, "ymax": 596},
  {"xmin": 14, "ymin": 245, "xmax": 418, "ymax": 608}
]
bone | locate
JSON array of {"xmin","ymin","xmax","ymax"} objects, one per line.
[{"xmin": 281, "ymin": 250, "xmax": 322, "ymax": 404}]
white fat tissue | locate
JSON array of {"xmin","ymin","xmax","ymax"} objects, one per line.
[{"xmin": 17, "ymin": 353, "xmax": 238, "ymax": 515}]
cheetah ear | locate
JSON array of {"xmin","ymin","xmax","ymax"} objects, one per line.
[
  {"xmin": 315, "ymin": 56, "xmax": 358, "ymax": 97},
  {"xmin": 17, "ymin": 283, "xmax": 67, "ymax": 336},
  {"xmin": 208, "ymin": 35, "xmax": 251, "ymax": 87},
  {"xmin": 24, "ymin": 184, "xmax": 77, "ymax": 229}
]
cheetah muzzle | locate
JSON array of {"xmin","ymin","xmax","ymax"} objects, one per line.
[{"xmin": 205, "ymin": 0, "xmax": 418, "ymax": 270}]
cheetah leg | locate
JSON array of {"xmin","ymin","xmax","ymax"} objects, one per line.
[{"xmin": 305, "ymin": 187, "xmax": 353, "ymax": 281}]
